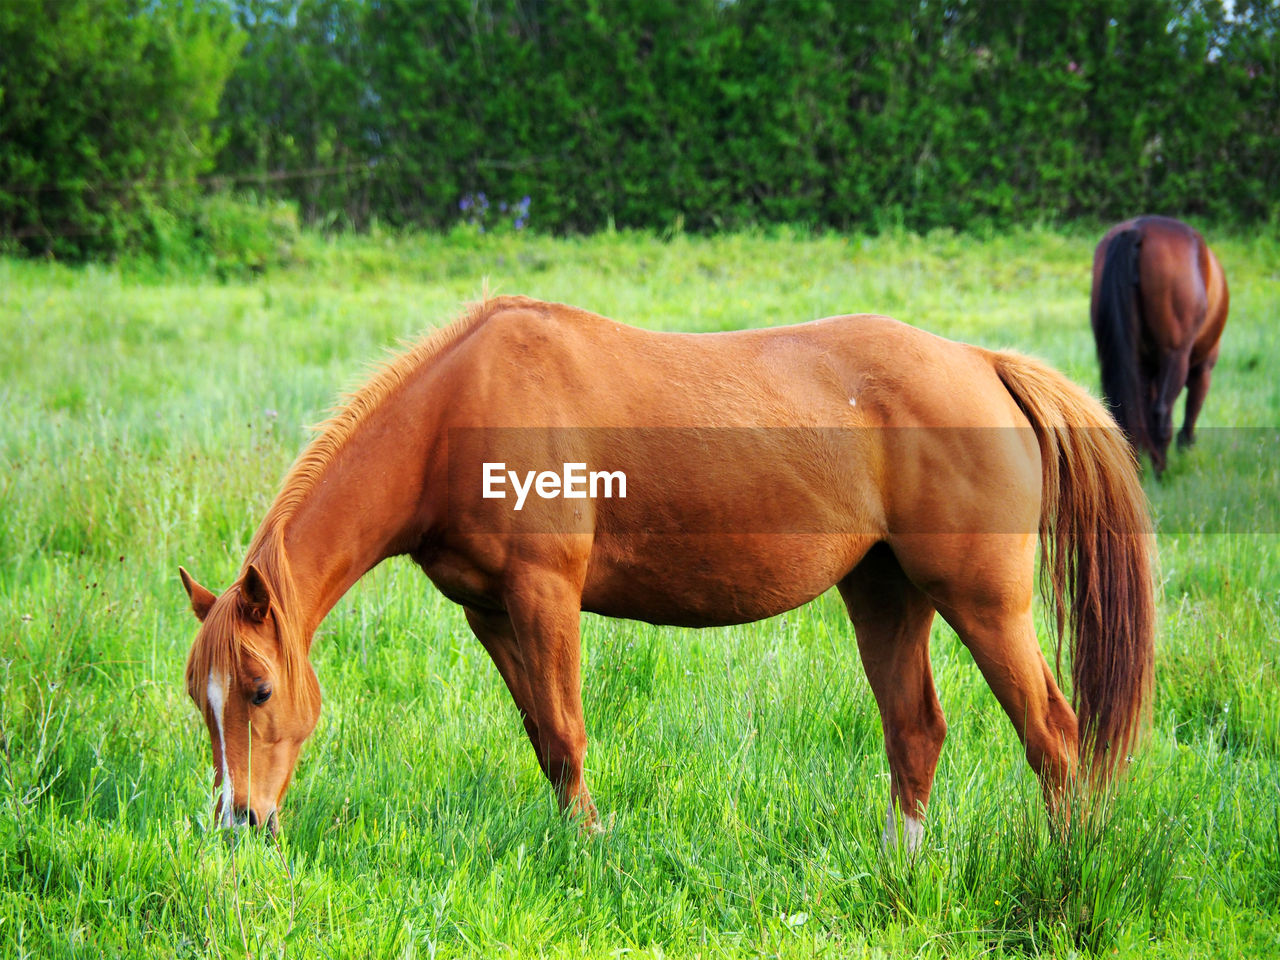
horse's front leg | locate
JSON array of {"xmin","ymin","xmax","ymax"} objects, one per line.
[
  {"xmin": 464, "ymin": 606, "xmax": 548, "ymax": 778},
  {"xmin": 503, "ymin": 566, "xmax": 600, "ymax": 830}
]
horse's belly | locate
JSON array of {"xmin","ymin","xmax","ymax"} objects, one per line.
[{"xmin": 580, "ymin": 532, "xmax": 871, "ymax": 627}]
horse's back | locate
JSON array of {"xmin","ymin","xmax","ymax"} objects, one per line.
[{"xmin": 445, "ymin": 298, "xmax": 1026, "ymax": 432}]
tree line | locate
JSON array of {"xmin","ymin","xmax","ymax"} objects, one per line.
[{"xmin": 2, "ymin": 0, "xmax": 1277, "ymax": 260}]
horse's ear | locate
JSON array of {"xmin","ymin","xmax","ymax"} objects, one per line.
[
  {"xmin": 240, "ymin": 564, "xmax": 272, "ymax": 622},
  {"xmin": 179, "ymin": 567, "xmax": 216, "ymax": 622}
]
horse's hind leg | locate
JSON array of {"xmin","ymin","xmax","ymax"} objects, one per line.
[
  {"xmin": 1149, "ymin": 349, "xmax": 1191, "ymax": 473},
  {"xmin": 900, "ymin": 534, "xmax": 1079, "ymax": 808},
  {"xmin": 955, "ymin": 606, "xmax": 1077, "ymax": 805},
  {"xmin": 1178, "ymin": 349, "xmax": 1219, "ymax": 450},
  {"xmin": 838, "ymin": 544, "xmax": 945, "ymax": 853}
]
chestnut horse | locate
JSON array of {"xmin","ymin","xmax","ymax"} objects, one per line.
[
  {"xmin": 1091, "ymin": 216, "xmax": 1228, "ymax": 474},
  {"xmin": 181, "ymin": 296, "xmax": 1153, "ymax": 849}
]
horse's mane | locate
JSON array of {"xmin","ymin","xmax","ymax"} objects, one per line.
[
  {"xmin": 187, "ymin": 295, "xmax": 536, "ymax": 711},
  {"xmin": 251, "ymin": 294, "xmax": 533, "ymax": 542}
]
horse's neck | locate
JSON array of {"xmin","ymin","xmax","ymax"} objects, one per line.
[{"xmin": 274, "ymin": 396, "xmax": 439, "ymax": 638}]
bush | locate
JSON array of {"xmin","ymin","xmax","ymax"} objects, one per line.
[
  {"xmin": 0, "ymin": 1, "xmax": 243, "ymax": 260},
  {"xmin": 212, "ymin": 0, "xmax": 1280, "ymax": 235},
  {"xmin": 3, "ymin": 0, "xmax": 1277, "ymax": 256},
  {"xmin": 183, "ymin": 194, "xmax": 302, "ymax": 280}
]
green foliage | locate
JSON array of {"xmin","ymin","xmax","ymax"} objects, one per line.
[
  {"xmin": 211, "ymin": 0, "xmax": 1280, "ymax": 235},
  {"xmin": 215, "ymin": 0, "xmax": 374, "ymax": 227},
  {"xmin": 0, "ymin": 0, "xmax": 243, "ymax": 260},
  {"xmin": 143, "ymin": 193, "xmax": 303, "ymax": 279},
  {"xmin": 2, "ymin": 0, "xmax": 1277, "ymax": 257}
]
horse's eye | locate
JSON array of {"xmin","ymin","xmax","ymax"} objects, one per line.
[{"xmin": 251, "ymin": 681, "xmax": 273, "ymax": 706}]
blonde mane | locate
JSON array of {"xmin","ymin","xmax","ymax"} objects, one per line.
[{"xmin": 188, "ymin": 295, "xmax": 533, "ymax": 711}]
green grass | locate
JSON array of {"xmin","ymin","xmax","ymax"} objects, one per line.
[{"xmin": 1, "ymin": 225, "xmax": 1278, "ymax": 958}]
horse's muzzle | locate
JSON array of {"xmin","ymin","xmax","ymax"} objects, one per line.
[
  {"xmin": 241, "ymin": 806, "xmax": 280, "ymax": 836},
  {"xmin": 219, "ymin": 801, "xmax": 280, "ymax": 836}
]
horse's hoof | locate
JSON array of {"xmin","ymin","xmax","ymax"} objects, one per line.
[{"xmin": 582, "ymin": 810, "xmax": 616, "ymax": 837}]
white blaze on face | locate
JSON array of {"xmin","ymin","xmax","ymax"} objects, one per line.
[{"xmin": 206, "ymin": 671, "xmax": 234, "ymax": 828}]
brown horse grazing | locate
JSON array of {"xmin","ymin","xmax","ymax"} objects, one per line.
[
  {"xmin": 1091, "ymin": 216, "xmax": 1228, "ymax": 474},
  {"xmin": 181, "ymin": 296, "xmax": 1153, "ymax": 849}
]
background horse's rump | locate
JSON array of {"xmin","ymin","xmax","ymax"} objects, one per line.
[{"xmin": 1090, "ymin": 216, "xmax": 1229, "ymax": 473}]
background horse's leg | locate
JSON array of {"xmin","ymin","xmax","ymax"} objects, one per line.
[
  {"xmin": 838, "ymin": 544, "xmax": 944, "ymax": 853},
  {"xmin": 503, "ymin": 569, "xmax": 600, "ymax": 829},
  {"xmin": 1178, "ymin": 349, "xmax": 1219, "ymax": 449},
  {"xmin": 1150, "ymin": 348, "xmax": 1192, "ymax": 471},
  {"xmin": 465, "ymin": 606, "xmax": 547, "ymax": 778}
]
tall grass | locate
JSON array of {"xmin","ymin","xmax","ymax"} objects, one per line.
[{"xmin": 1, "ymin": 226, "xmax": 1277, "ymax": 958}]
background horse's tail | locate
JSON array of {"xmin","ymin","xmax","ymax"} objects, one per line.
[
  {"xmin": 1093, "ymin": 227, "xmax": 1146, "ymax": 446},
  {"xmin": 991, "ymin": 351, "xmax": 1154, "ymax": 783}
]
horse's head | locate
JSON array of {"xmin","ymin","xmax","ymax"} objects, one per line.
[{"xmin": 180, "ymin": 564, "xmax": 320, "ymax": 833}]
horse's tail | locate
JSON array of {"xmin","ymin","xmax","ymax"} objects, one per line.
[
  {"xmin": 1092, "ymin": 227, "xmax": 1146, "ymax": 447},
  {"xmin": 990, "ymin": 350, "xmax": 1154, "ymax": 783}
]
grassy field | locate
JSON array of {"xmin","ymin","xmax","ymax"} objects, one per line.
[{"xmin": 1, "ymin": 225, "xmax": 1277, "ymax": 958}]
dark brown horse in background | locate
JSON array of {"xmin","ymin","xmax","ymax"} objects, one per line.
[
  {"xmin": 180, "ymin": 297, "xmax": 1153, "ymax": 849},
  {"xmin": 1091, "ymin": 216, "xmax": 1228, "ymax": 474}
]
